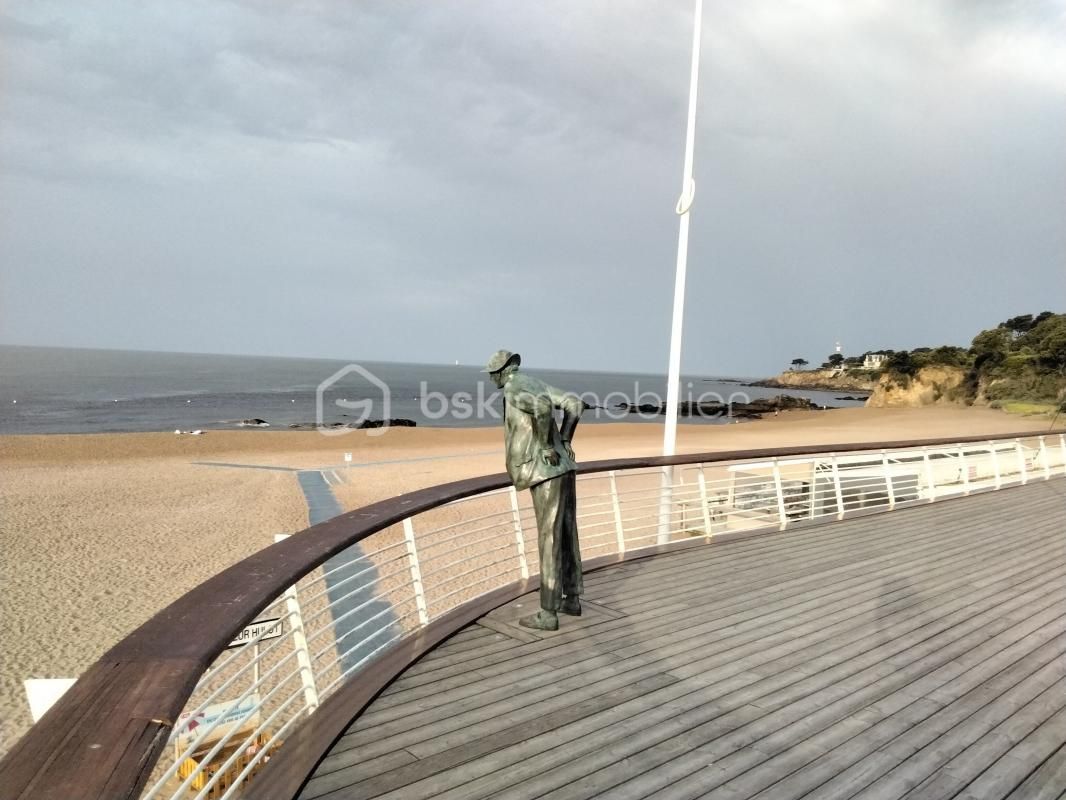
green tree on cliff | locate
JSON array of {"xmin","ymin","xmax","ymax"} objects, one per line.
[
  {"xmin": 970, "ymin": 327, "xmax": 1011, "ymax": 369},
  {"xmin": 966, "ymin": 312, "xmax": 1066, "ymax": 403},
  {"xmin": 1026, "ymin": 314, "xmax": 1066, "ymax": 371},
  {"xmin": 999, "ymin": 314, "xmax": 1035, "ymax": 336},
  {"xmin": 886, "ymin": 350, "xmax": 917, "ymax": 376}
]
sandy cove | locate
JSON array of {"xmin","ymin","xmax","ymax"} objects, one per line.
[{"xmin": 0, "ymin": 406, "xmax": 1054, "ymax": 755}]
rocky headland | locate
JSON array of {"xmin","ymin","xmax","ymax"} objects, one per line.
[
  {"xmin": 748, "ymin": 369, "xmax": 877, "ymax": 393},
  {"xmin": 752, "ymin": 367, "xmax": 970, "ymax": 409},
  {"xmin": 617, "ymin": 394, "xmax": 826, "ymax": 420},
  {"xmin": 865, "ymin": 366, "xmax": 969, "ymax": 408}
]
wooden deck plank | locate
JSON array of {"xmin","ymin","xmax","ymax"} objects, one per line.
[
  {"xmin": 390, "ymin": 541, "xmax": 1057, "ymax": 797},
  {"xmin": 337, "ymin": 651, "xmax": 646, "ymax": 752},
  {"xmin": 397, "ymin": 634, "xmax": 523, "ymax": 677},
  {"xmin": 510, "ymin": 590, "xmax": 1066, "ymax": 800},
  {"xmin": 298, "ymin": 479, "xmax": 1066, "ymax": 800},
  {"xmin": 413, "ymin": 623, "xmax": 498, "ymax": 656},
  {"xmin": 302, "ymin": 751, "xmax": 417, "ymax": 799},
  {"xmin": 373, "ymin": 503, "xmax": 1050, "ymax": 703},
  {"xmin": 360, "ymin": 567, "xmax": 1066, "ymax": 785},
  {"xmin": 784, "ymin": 632, "xmax": 1066, "ymax": 800},
  {"xmin": 736, "ymin": 700, "xmax": 948, "ymax": 800},
  {"xmin": 385, "ymin": 567, "xmax": 1066, "ymax": 797},
  {"xmin": 593, "ymin": 500, "xmax": 1034, "ymax": 611},
  {"xmin": 400, "ymin": 494, "xmax": 1057, "ymax": 691},
  {"xmin": 590, "ymin": 484, "xmax": 1059, "ymax": 593},
  {"xmin": 348, "ymin": 529, "xmax": 1062, "ymax": 743},
  {"xmin": 957, "ymin": 705, "xmax": 1066, "ymax": 800},
  {"xmin": 307, "ymin": 674, "xmax": 680, "ymax": 800},
  {"xmin": 674, "ymin": 559, "xmax": 1066, "ymax": 687},
  {"xmin": 628, "ymin": 520, "xmax": 1058, "ymax": 662},
  {"xmin": 687, "ymin": 637, "xmax": 1066, "ymax": 800},
  {"xmin": 336, "ymin": 522, "xmax": 1061, "ymax": 785},
  {"xmin": 739, "ymin": 622, "xmax": 1066, "ymax": 800},
  {"xmin": 722, "ymin": 656, "xmax": 1066, "ymax": 800},
  {"xmin": 591, "ymin": 530, "xmax": 939, "ymax": 609},
  {"xmin": 364, "ymin": 511, "xmax": 1061, "ymax": 730},
  {"xmin": 402, "ymin": 494, "xmax": 1027, "ymax": 669},
  {"xmin": 1002, "ymin": 741, "xmax": 1066, "ymax": 799},
  {"xmin": 898, "ymin": 676, "xmax": 1066, "ymax": 798}
]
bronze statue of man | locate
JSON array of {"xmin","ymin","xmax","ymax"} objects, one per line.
[{"xmin": 483, "ymin": 350, "xmax": 584, "ymax": 631}]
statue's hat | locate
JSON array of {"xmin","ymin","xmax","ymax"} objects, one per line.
[{"xmin": 482, "ymin": 350, "xmax": 521, "ymax": 373}]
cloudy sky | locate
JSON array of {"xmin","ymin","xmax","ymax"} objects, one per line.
[{"xmin": 1, "ymin": 1, "xmax": 1063, "ymax": 376}]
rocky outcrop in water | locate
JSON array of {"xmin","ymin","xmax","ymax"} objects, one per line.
[
  {"xmin": 286, "ymin": 418, "xmax": 417, "ymax": 430},
  {"xmin": 616, "ymin": 395, "xmax": 828, "ymax": 419},
  {"xmin": 357, "ymin": 418, "xmax": 417, "ymax": 429}
]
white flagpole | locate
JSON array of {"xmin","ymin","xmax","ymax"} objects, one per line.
[{"xmin": 659, "ymin": 0, "xmax": 703, "ymax": 543}]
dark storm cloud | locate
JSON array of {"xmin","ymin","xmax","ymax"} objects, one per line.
[{"xmin": 1, "ymin": 1, "xmax": 1063, "ymax": 374}]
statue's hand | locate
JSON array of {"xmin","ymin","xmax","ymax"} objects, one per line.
[{"xmin": 542, "ymin": 448, "xmax": 560, "ymax": 467}]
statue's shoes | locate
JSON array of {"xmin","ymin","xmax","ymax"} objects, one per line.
[
  {"xmin": 560, "ymin": 597, "xmax": 582, "ymax": 616},
  {"xmin": 519, "ymin": 610, "xmax": 559, "ymax": 631}
]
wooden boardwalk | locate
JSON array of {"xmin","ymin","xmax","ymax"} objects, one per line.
[{"xmin": 300, "ymin": 480, "xmax": 1066, "ymax": 800}]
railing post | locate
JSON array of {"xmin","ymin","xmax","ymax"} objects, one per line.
[
  {"xmin": 657, "ymin": 467, "xmax": 673, "ymax": 545},
  {"xmin": 284, "ymin": 584, "xmax": 320, "ymax": 713},
  {"xmin": 1039, "ymin": 436, "xmax": 1051, "ymax": 480},
  {"xmin": 1060, "ymin": 434, "xmax": 1066, "ymax": 476},
  {"xmin": 403, "ymin": 517, "xmax": 430, "ymax": 626},
  {"xmin": 958, "ymin": 445, "xmax": 971, "ymax": 495},
  {"xmin": 697, "ymin": 465, "xmax": 713, "ymax": 540},
  {"xmin": 881, "ymin": 449, "xmax": 896, "ymax": 510},
  {"xmin": 609, "ymin": 471, "xmax": 626, "ymax": 554},
  {"xmin": 808, "ymin": 462, "xmax": 817, "ymax": 520},
  {"xmin": 989, "ymin": 441, "xmax": 1002, "ymax": 489},
  {"xmin": 509, "ymin": 487, "xmax": 530, "ymax": 579},
  {"xmin": 1015, "ymin": 439, "xmax": 1027, "ymax": 485},
  {"xmin": 830, "ymin": 454, "xmax": 845, "ymax": 519},
  {"xmin": 772, "ymin": 457, "xmax": 787, "ymax": 530},
  {"xmin": 274, "ymin": 533, "xmax": 319, "ymax": 712},
  {"xmin": 922, "ymin": 447, "xmax": 936, "ymax": 502}
]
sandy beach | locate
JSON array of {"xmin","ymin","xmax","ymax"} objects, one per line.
[{"xmin": 0, "ymin": 406, "xmax": 1056, "ymax": 755}]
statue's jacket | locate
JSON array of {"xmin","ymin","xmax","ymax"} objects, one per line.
[{"xmin": 503, "ymin": 373, "xmax": 584, "ymax": 491}]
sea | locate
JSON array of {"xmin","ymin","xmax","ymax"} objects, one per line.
[{"xmin": 0, "ymin": 345, "xmax": 865, "ymax": 435}]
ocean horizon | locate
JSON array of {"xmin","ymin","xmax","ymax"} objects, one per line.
[{"xmin": 0, "ymin": 344, "xmax": 865, "ymax": 435}]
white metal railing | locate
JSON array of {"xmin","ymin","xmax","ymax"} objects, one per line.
[{"xmin": 133, "ymin": 433, "xmax": 1066, "ymax": 799}]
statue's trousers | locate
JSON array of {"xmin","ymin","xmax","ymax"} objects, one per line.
[{"xmin": 530, "ymin": 470, "xmax": 583, "ymax": 611}]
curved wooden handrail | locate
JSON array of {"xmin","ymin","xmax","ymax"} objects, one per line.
[{"xmin": 1, "ymin": 429, "xmax": 1061, "ymax": 800}]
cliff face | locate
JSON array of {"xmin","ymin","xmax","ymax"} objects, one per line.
[
  {"xmin": 865, "ymin": 366, "xmax": 968, "ymax": 408},
  {"xmin": 752, "ymin": 370, "xmax": 878, "ymax": 393}
]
